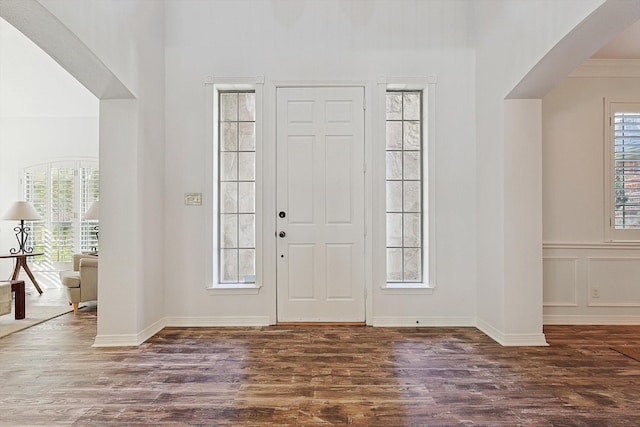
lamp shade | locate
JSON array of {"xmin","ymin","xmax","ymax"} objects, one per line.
[
  {"xmin": 2, "ymin": 201, "xmax": 41, "ymax": 221},
  {"xmin": 84, "ymin": 200, "xmax": 99, "ymax": 220}
]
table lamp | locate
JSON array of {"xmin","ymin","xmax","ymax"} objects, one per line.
[{"xmin": 2, "ymin": 201, "xmax": 41, "ymax": 254}]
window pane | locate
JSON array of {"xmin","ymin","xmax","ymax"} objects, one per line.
[
  {"xmin": 220, "ymin": 93, "xmax": 238, "ymax": 121},
  {"xmin": 386, "ymin": 93, "xmax": 402, "ymax": 120},
  {"xmin": 386, "ymin": 181, "xmax": 402, "ymax": 212},
  {"xmin": 239, "ymin": 93, "xmax": 255, "ymax": 121},
  {"xmin": 614, "ymin": 112, "xmax": 640, "ymax": 229},
  {"xmin": 403, "ymin": 151, "xmax": 421, "ymax": 180},
  {"xmin": 220, "ymin": 214, "xmax": 238, "ymax": 249},
  {"xmin": 220, "ymin": 152, "xmax": 238, "ymax": 181},
  {"xmin": 403, "ymin": 92, "xmax": 421, "ymax": 120},
  {"xmin": 403, "ymin": 181, "xmax": 421, "ymax": 213},
  {"xmin": 239, "ymin": 123, "xmax": 255, "ymax": 151},
  {"xmin": 238, "ymin": 182, "xmax": 255, "ymax": 213},
  {"xmin": 403, "ymin": 213, "xmax": 421, "ymax": 248},
  {"xmin": 386, "ymin": 121, "xmax": 402, "ymax": 150},
  {"xmin": 238, "ymin": 152, "xmax": 255, "ymax": 181},
  {"xmin": 404, "ymin": 248, "xmax": 422, "ymax": 282},
  {"xmin": 239, "ymin": 249, "xmax": 255, "ymax": 283},
  {"xmin": 220, "ymin": 249, "xmax": 238, "ymax": 282},
  {"xmin": 238, "ymin": 214, "xmax": 255, "ymax": 248},
  {"xmin": 220, "ymin": 123, "xmax": 238, "ymax": 151},
  {"xmin": 387, "ymin": 248, "xmax": 402, "ymax": 282},
  {"xmin": 220, "ymin": 182, "xmax": 238, "ymax": 213},
  {"xmin": 403, "ymin": 121, "xmax": 421, "ymax": 150},
  {"xmin": 386, "ymin": 151, "xmax": 402, "ymax": 180},
  {"xmin": 386, "ymin": 213, "xmax": 402, "ymax": 247}
]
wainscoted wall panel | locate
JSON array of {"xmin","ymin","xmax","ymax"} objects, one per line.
[
  {"xmin": 543, "ymin": 244, "xmax": 640, "ymax": 324},
  {"xmin": 588, "ymin": 257, "xmax": 640, "ymax": 307},
  {"xmin": 543, "ymin": 257, "xmax": 577, "ymax": 306}
]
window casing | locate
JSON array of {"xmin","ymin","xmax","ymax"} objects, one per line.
[
  {"xmin": 605, "ymin": 100, "xmax": 640, "ymax": 241},
  {"xmin": 377, "ymin": 77, "xmax": 436, "ymax": 291},
  {"xmin": 206, "ymin": 77, "xmax": 263, "ymax": 291},
  {"xmin": 23, "ymin": 160, "xmax": 99, "ymax": 271}
]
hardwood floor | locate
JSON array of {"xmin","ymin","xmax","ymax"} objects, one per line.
[{"xmin": 1, "ymin": 310, "xmax": 640, "ymax": 426}]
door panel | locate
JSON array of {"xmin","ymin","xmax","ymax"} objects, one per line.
[{"xmin": 276, "ymin": 86, "xmax": 365, "ymax": 322}]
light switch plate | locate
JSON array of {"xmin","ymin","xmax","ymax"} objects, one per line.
[{"xmin": 184, "ymin": 192, "xmax": 202, "ymax": 206}]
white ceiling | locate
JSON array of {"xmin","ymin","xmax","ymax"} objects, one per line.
[{"xmin": 593, "ymin": 19, "xmax": 640, "ymax": 59}]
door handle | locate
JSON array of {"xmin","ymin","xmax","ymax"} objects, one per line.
[
  {"xmin": 279, "ymin": 231, "xmax": 286, "ymax": 238},
  {"xmin": 279, "ymin": 211, "xmax": 286, "ymax": 218}
]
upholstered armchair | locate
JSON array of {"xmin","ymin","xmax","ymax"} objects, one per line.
[
  {"xmin": 59, "ymin": 254, "xmax": 98, "ymax": 314},
  {"xmin": 0, "ymin": 282, "xmax": 11, "ymax": 316}
]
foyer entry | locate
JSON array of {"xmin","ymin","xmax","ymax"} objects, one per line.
[{"xmin": 276, "ymin": 86, "xmax": 365, "ymax": 322}]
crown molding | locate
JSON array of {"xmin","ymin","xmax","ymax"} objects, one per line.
[{"xmin": 570, "ymin": 59, "xmax": 640, "ymax": 78}]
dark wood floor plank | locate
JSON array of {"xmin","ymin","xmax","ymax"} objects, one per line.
[{"xmin": 2, "ymin": 309, "xmax": 640, "ymax": 425}]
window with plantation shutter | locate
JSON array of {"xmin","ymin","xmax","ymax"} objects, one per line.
[
  {"xmin": 23, "ymin": 160, "xmax": 99, "ymax": 272},
  {"xmin": 606, "ymin": 101, "xmax": 640, "ymax": 240}
]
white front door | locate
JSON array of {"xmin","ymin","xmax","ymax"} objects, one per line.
[{"xmin": 276, "ymin": 86, "xmax": 365, "ymax": 322}]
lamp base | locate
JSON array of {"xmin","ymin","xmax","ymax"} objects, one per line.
[{"xmin": 9, "ymin": 220, "xmax": 34, "ymax": 254}]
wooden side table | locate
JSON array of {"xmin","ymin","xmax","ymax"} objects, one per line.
[
  {"xmin": 0, "ymin": 253, "xmax": 44, "ymax": 294},
  {"xmin": 10, "ymin": 280, "xmax": 25, "ymax": 319}
]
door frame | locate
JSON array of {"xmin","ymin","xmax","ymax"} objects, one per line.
[{"xmin": 264, "ymin": 81, "xmax": 374, "ymax": 325}]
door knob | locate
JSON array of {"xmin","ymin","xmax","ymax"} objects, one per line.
[
  {"xmin": 279, "ymin": 211, "xmax": 286, "ymax": 218},
  {"xmin": 279, "ymin": 231, "xmax": 286, "ymax": 238}
]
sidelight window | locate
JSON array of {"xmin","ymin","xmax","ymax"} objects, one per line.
[
  {"xmin": 217, "ymin": 91, "xmax": 256, "ymax": 284},
  {"xmin": 386, "ymin": 91, "xmax": 423, "ymax": 282}
]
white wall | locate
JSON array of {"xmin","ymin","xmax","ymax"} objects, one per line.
[
  {"xmin": 163, "ymin": 0, "xmax": 478, "ymax": 326},
  {"xmin": 543, "ymin": 63, "xmax": 640, "ymax": 324},
  {"xmin": 473, "ymin": 0, "xmax": 607, "ymax": 344},
  {"xmin": 0, "ymin": 17, "xmax": 98, "ymax": 281}
]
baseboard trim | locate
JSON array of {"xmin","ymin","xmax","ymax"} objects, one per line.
[
  {"xmin": 92, "ymin": 317, "xmax": 166, "ymax": 347},
  {"xmin": 164, "ymin": 316, "xmax": 272, "ymax": 327},
  {"xmin": 371, "ymin": 316, "xmax": 476, "ymax": 327},
  {"xmin": 476, "ymin": 318, "xmax": 548, "ymax": 347},
  {"xmin": 544, "ymin": 314, "xmax": 640, "ymax": 325}
]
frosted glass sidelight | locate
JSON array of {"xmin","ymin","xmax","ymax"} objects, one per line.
[
  {"xmin": 218, "ymin": 90, "xmax": 256, "ymax": 284},
  {"xmin": 386, "ymin": 121, "xmax": 402, "ymax": 150},
  {"xmin": 386, "ymin": 90, "xmax": 423, "ymax": 284},
  {"xmin": 403, "ymin": 151, "xmax": 421, "ymax": 180},
  {"xmin": 386, "ymin": 151, "xmax": 402, "ymax": 180},
  {"xmin": 386, "ymin": 93, "xmax": 402, "ymax": 120},
  {"xmin": 220, "ymin": 93, "xmax": 238, "ymax": 122}
]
